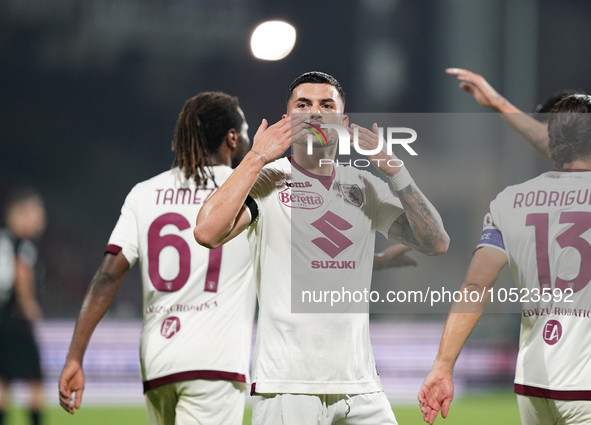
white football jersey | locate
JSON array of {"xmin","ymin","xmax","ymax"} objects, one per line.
[
  {"xmin": 477, "ymin": 169, "xmax": 591, "ymax": 399},
  {"xmin": 247, "ymin": 156, "xmax": 404, "ymax": 394},
  {"xmin": 107, "ymin": 166, "xmax": 256, "ymax": 392}
]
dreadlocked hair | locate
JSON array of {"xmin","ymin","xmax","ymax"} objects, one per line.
[{"xmin": 171, "ymin": 92, "xmax": 242, "ymax": 188}]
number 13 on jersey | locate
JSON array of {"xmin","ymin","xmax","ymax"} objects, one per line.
[{"xmin": 527, "ymin": 211, "xmax": 591, "ymax": 293}]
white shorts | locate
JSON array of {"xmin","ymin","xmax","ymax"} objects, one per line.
[
  {"xmin": 145, "ymin": 379, "xmax": 247, "ymax": 425},
  {"xmin": 252, "ymin": 392, "xmax": 398, "ymax": 425},
  {"xmin": 517, "ymin": 394, "xmax": 591, "ymax": 425}
]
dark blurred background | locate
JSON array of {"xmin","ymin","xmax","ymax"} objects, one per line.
[{"xmin": 1, "ymin": 0, "xmax": 589, "ymax": 320}]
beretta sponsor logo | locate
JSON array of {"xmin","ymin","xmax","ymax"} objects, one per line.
[{"xmin": 279, "ymin": 188, "xmax": 324, "ymax": 209}]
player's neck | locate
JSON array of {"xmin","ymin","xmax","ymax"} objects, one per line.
[
  {"xmin": 208, "ymin": 152, "xmax": 231, "ymax": 167},
  {"xmin": 292, "ymin": 145, "xmax": 335, "ymax": 176},
  {"xmin": 563, "ymin": 158, "xmax": 591, "ymax": 170}
]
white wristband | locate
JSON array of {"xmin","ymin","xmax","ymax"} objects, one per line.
[{"xmin": 389, "ymin": 167, "xmax": 414, "ymax": 191}]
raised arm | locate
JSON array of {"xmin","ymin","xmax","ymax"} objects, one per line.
[
  {"xmin": 418, "ymin": 247, "xmax": 507, "ymax": 424},
  {"xmin": 58, "ymin": 251, "xmax": 129, "ymax": 414},
  {"xmin": 194, "ymin": 115, "xmax": 306, "ymax": 248},
  {"xmin": 446, "ymin": 68, "xmax": 551, "ymax": 160},
  {"xmin": 350, "ymin": 123, "xmax": 449, "ymax": 256}
]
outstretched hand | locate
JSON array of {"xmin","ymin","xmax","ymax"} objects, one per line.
[
  {"xmin": 418, "ymin": 367, "xmax": 454, "ymax": 424},
  {"xmin": 374, "ymin": 244, "xmax": 418, "ymax": 270},
  {"xmin": 347, "ymin": 123, "xmax": 403, "ymax": 177},
  {"xmin": 250, "ymin": 115, "xmax": 307, "ymax": 164},
  {"xmin": 59, "ymin": 360, "xmax": 85, "ymax": 414},
  {"xmin": 446, "ymin": 68, "xmax": 506, "ymax": 111}
]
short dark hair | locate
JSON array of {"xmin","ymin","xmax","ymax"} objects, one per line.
[
  {"xmin": 171, "ymin": 92, "xmax": 243, "ymax": 187},
  {"xmin": 4, "ymin": 187, "xmax": 42, "ymax": 221},
  {"xmin": 548, "ymin": 94, "xmax": 591, "ymax": 168},
  {"xmin": 286, "ymin": 71, "xmax": 346, "ymax": 108},
  {"xmin": 534, "ymin": 89, "xmax": 583, "ymax": 122}
]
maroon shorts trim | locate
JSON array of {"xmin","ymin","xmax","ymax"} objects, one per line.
[
  {"xmin": 515, "ymin": 384, "xmax": 591, "ymax": 400},
  {"xmin": 105, "ymin": 244, "xmax": 122, "ymax": 255},
  {"xmin": 250, "ymin": 382, "xmax": 256, "ymax": 395},
  {"xmin": 143, "ymin": 370, "xmax": 246, "ymax": 393}
]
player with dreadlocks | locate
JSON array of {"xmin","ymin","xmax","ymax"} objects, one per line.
[
  {"xmin": 58, "ymin": 92, "xmax": 256, "ymax": 425},
  {"xmin": 172, "ymin": 92, "xmax": 249, "ymax": 187}
]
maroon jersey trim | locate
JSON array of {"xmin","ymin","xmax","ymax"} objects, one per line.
[
  {"xmin": 105, "ymin": 244, "xmax": 122, "ymax": 255},
  {"xmin": 289, "ymin": 155, "xmax": 335, "ymax": 190},
  {"xmin": 515, "ymin": 384, "xmax": 591, "ymax": 400},
  {"xmin": 143, "ymin": 370, "xmax": 246, "ymax": 393}
]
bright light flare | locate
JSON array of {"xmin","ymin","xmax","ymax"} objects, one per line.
[{"xmin": 250, "ymin": 21, "xmax": 296, "ymax": 61}]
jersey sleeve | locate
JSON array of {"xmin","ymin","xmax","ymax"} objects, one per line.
[
  {"xmin": 475, "ymin": 199, "xmax": 506, "ymax": 253},
  {"xmin": 369, "ymin": 176, "xmax": 405, "ymax": 238},
  {"xmin": 249, "ymin": 165, "xmax": 282, "ymax": 200},
  {"xmin": 247, "ymin": 163, "xmax": 285, "ymax": 224},
  {"xmin": 106, "ymin": 187, "xmax": 140, "ymax": 265}
]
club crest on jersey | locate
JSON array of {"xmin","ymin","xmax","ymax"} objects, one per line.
[
  {"xmin": 161, "ymin": 316, "xmax": 181, "ymax": 339},
  {"xmin": 340, "ymin": 184, "xmax": 364, "ymax": 208},
  {"xmin": 279, "ymin": 188, "xmax": 324, "ymax": 209}
]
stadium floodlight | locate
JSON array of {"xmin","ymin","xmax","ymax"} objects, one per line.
[{"xmin": 250, "ymin": 21, "xmax": 296, "ymax": 61}]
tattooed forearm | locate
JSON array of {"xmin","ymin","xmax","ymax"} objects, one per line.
[
  {"xmin": 493, "ymin": 94, "xmax": 508, "ymax": 107},
  {"xmin": 388, "ymin": 183, "xmax": 449, "ymax": 256},
  {"xmin": 388, "ymin": 214, "xmax": 419, "ymax": 249}
]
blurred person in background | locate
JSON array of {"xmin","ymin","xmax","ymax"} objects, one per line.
[
  {"xmin": 0, "ymin": 188, "xmax": 46, "ymax": 425},
  {"xmin": 446, "ymin": 67, "xmax": 581, "ymax": 161},
  {"xmin": 419, "ymin": 95, "xmax": 591, "ymax": 425}
]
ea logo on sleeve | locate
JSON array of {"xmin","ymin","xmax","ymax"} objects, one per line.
[
  {"xmin": 542, "ymin": 319, "xmax": 562, "ymax": 345},
  {"xmin": 161, "ymin": 316, "xmax": 181, "ymax": 339}
]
